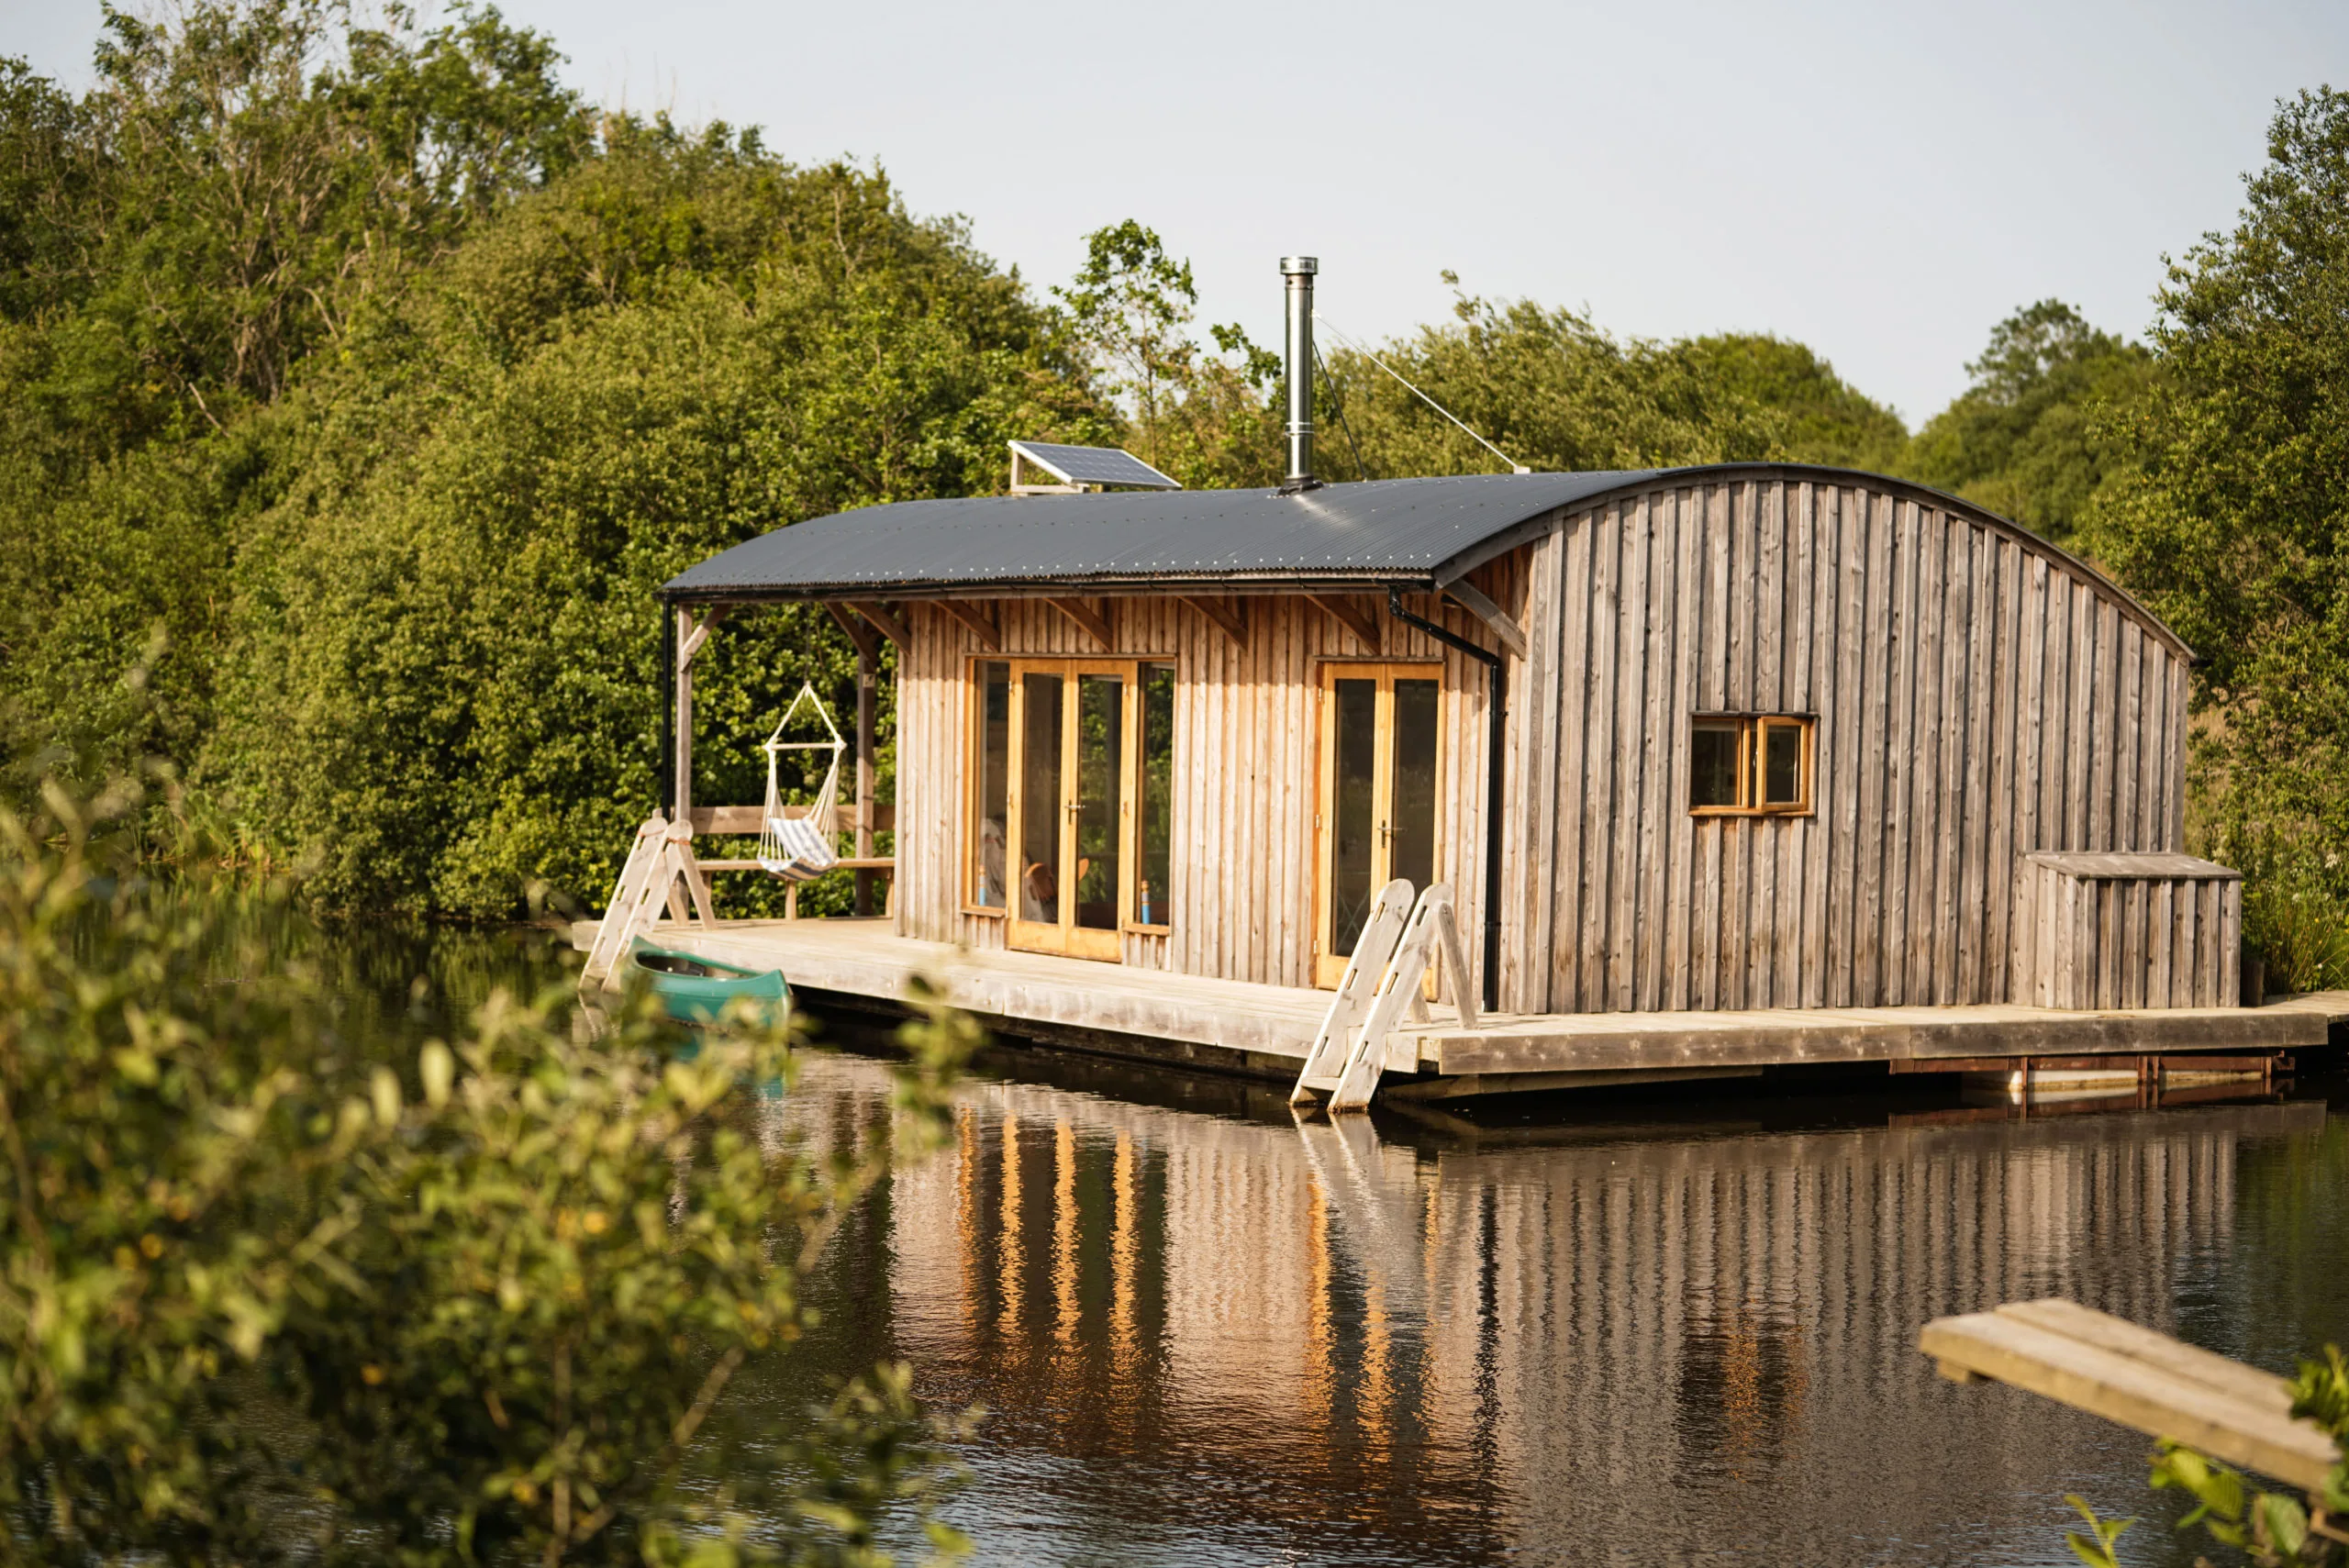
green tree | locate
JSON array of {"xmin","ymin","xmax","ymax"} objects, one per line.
[
  {"xmin": 1052, "ymin": 219, "xmax": 1280, "ymax": 488},
  {"xmin": 0, "ymin": 0, "xmax": 589, "ymax": 811},
  {"xmin": 199, "ymin": 136, "xmax": 1090, "ymax": 917},
  {"xmin": 1904, "ymin": 299, "xmax": 2151, "ymax": 547},
  {"xmin": 1320, "ymin": 280, "xmax": 1784, "ymax": 478},
  {"xmin": 1681, "ymin": 333, "xmax": 1909, "ymax": 472},
  {"xmin": 2086, "ymin": 87, "xmax": 2349, "ymax": 922},
  {"xmin": 0, "ymin": 6, "xmax": 1105, "ymax": 917}
]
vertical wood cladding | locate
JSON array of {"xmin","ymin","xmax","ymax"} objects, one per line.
[
  {"xmin": 895, "ymin": 571, "xmax": 1520, "ymax": 1000},
  {"xmin": 1517, "ymin": 475, "xmax": 2193, "ymax": 1014}
]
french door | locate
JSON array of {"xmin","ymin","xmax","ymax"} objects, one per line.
[
  {"xmin": 1314, "ymin": 662, "xmax": 1442, "ymax": 988},
  {"xmin": 1007, "ymin": 661, "xmax": 1130, "ymax": 962}
]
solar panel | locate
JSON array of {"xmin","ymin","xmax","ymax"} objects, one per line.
[{"xmin": 1010, "ymin": 440, "xmax": 1182, "ymax": 490}]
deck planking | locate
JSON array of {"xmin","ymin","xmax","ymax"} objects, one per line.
[{"xmin": 573, "ymin": 918, "xmax": 2348, "ymax": 1092}]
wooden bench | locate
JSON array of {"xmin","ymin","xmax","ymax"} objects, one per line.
[
  {"xmin": 1919, "ymin": 1297, "xmax": 2338, "ymax": 1492},
  {"xmin": 683, "ymin": 804, "xmax": 896, "ymax": 916}
]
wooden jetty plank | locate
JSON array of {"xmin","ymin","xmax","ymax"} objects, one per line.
[
  {"xmin": 1994, "ymin": 1298, "xmax": 2299, "ymax": 1417},
  {"xmin": 1419, "ymin": 996, "xmax": 2337, "ymax": 1076},
  {"xmin": 1918, "ymin": 1300, "xmax": 2337, "ymax": 1493}
]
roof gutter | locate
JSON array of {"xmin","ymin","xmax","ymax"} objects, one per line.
[{"xmin": 1386, "ymin": 586, "xmax": 1504, "ymax": 1015}]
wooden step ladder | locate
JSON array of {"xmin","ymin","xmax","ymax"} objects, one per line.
[
  {"xmin": 579, "ymin": 814, "xmax": 718, "ymax": 988},
  {"xmin": 1291, "ymin": 881, "xmax": 1480, "ymax": 1112}
]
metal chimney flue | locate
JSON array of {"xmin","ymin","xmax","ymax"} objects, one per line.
[{"xmin": 1281, "ymin": 255, "xmax": 1319, "ymax": 492}]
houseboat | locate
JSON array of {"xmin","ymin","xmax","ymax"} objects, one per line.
[{"xmin": 578, "ymin": 259, "xmax": 2343, "ymax": 1101}]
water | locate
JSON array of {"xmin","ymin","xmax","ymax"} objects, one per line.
[{"xmin": 345, "ymin": 927, "xmax": 2349, "ymax": 1567}]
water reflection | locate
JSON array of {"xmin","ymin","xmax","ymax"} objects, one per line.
[{"xmin": 765, "ymin": 1050, "xmax": 2344, "ymax": 1567}]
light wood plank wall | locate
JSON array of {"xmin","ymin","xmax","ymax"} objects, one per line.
[
  {"xmin": 1507, "ymin": 474, "xmax": 2194, "ymax": 1014},
  {"xmin": 894, "ymin": 565, "xmax": 1522, "ymax": 995}
]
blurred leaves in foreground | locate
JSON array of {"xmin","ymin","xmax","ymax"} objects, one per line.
[
  {"xmin": 0, "ymin": 772, "xmax": 979, "ymax": 1563},
  {"xmin": 2066, "ymin": 1347, "xmax": 2349, "ymax": 1568}
]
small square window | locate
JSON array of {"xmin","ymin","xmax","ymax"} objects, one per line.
[
  {"xmin": 1690, "ymin": 720, "xmax": 1748, "ymax": 810},
  {"xmin": 1689, "ymin": 715, "xmax": 1813, "ymax": 817}
]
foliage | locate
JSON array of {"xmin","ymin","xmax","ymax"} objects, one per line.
[
  {"xmin": 1319, "ymin": 277, "xmax": 1787, "ymax": 479},
  {"xmin": 1681, "ymin": 333, "xmax": 1909, "ymax": 472},
  {"xmin": 0, "ymin": 771, "xmax": 980, "ymax": 1562},
  {"xmin": 1052, "ymin": 219, "xmax": 1279, "ymax": 488},
  {"xmin": 2237, "ymin": 857, "xmax": 2349, "ymax": 994},
  {"xmin": 2064, "ymin": 1492, "xmax": 2132, "ymax": 1568},
  {"xmin": 2065, "ymin": 1348, "xmax": 2349, "ymax": 1568},
  {"xmin": 2086, "ymin": 86, "xmax": 2349, "ymax": 920},
  {"xmin": 1902, "ymin": 299, "xmax": 2152, "ymax": 548},
  {"xmin": 0, "ymin": 2, "xmax": 1102, "ymax": 918},
  {"xmin": 0, "ymin": 0, "xmax": 589, "ymax": 818}
]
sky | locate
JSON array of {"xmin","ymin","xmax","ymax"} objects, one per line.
[{"xmin": 9, "ymin": 0, "xmax": 2347, "ymax": 425}]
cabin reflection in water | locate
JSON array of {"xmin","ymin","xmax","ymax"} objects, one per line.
[{"xmin": 778, "ymin": 1057, "xmax": 2324, "ymax": 1562}]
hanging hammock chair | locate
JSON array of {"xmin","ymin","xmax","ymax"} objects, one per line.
[{"xmin": 757, "ymin": 683, "xmax": 845, "ymax": 883}]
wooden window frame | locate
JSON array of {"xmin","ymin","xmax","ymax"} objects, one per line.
[
  {"xmin": 963, "ymin": 655, "xmax": 1174, "ymax": 943},
  {"xmin": 1310, "ymin": 659, "xmax": 1446, "ymax": 990},
  {"xmin": 1687, "ymin": 712, "xmax": 1815, "ymax": 818}
]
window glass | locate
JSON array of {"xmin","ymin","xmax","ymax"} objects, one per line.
[
  {"xmin": 1690, "ymin": 721, "xmax": 1746, "ymax": 809},
  {"xmin": 1019, "ymin": 673, "xmax": 1063, "ymax": 923},
  {"xmin": 1073, "ymin": 673, "xmax": 1122, "ymax": 931},
  {"xmin": 1135, "ymin": 663, "xmax": 1174, "ymax": 927},
  {"xmin": 1389, "ymin": 678, "xmax": 1439, "ymax": 893},
  {"xmin": 1329, "ymin": 678, "xmax": 1378, "ymax": 956},
  {"xmin": 973, "ymin": 662, "xmax": 1009, "ymax": 906},
  {"xmin": 1762, "ymin": 721, "xmax": 1804, "ymax": 806}
]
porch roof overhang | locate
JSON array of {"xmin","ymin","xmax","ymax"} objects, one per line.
[{"xmin": 659, "ymin": 471, "xmax": 1662, "ymax": 603}]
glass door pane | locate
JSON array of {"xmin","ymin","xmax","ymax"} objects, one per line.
[
  {"xmin": 1389, "ymin": 677, "xmax": 1440, "ymax": 893},
  {"xmin": 1018, "ymin": 672, "xmax": 1063, "ymax": 929},
  {"xmin": 1328, "ymin": 677, "xmax": 1379, "ymax": 959},
  {"xmin": 972, "ymin": 661, "xmax": 1010, "ymax": 908},
  {"xmin": 1134, "ymin": 663, "xmax": 1174, "ymax": 929},
  {"xmin": 1073, "ymin": 673, "xmax": 1123, "ymax": 934}
]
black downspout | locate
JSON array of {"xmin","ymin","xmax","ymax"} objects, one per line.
[
  {"xmin": 658, "ymin": 596, "xmax": 676, "ymax": 818},
  {"xmin": 1388, "ymin": 585, "xmax": 1506, "ymax": 1015}
]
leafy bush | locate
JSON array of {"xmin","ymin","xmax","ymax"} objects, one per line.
[
  {"xmin": 0, "ymin": 775, "xmax": 978, "ymax": 1562},
  {"xmin": 2066, "ymin": 1349, "xmax": 2349, "ymax": 1568}
]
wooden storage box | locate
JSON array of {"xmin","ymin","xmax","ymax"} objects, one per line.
[{"xmin": 2010, "ymin": 852, "xmax": 2242, "ymax": 1010}]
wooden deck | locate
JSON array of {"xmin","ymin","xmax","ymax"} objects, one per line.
[{"xmin": 574, "ymin": 917, "xmax": 2349, "ymax": 1091}]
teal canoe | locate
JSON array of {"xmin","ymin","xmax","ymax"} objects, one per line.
[{"xmin": 628, "ymin": 939, "xmax": 789, "ymax": 1027}]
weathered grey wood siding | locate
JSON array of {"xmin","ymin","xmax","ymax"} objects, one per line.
[
  {"xmin": 895, "ymin": 570, "xmax": 1521, "ymax": 996},
  {"xmin": 2011, "ymin": 854, "xmax": 2242, "ymax": 1009},
  {"xmin": 1502, "ymin": 473, "xmax": 2194, "ymax": 1014}
]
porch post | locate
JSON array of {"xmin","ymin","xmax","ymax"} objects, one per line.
[
  {"xmin": 659, "ymin": 600, "xmax": 676, "ymax": 817},
  {"xmin": 854, "ymin": 648, "xmax": 877, "ymax": 916},
  {"xmin": 673, "ymin": 604, "xmax": 694, "ymax": 822}
]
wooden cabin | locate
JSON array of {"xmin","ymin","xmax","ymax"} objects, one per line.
[{"xmin": 658, "ymin": 462, "xmax": 2251, "ymax": 1021}]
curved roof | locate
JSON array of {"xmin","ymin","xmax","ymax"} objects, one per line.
[
  {"xmin": 662, "ymin": 463, "xmax": 2189, "ymax": 661},
  {"xmin": 663, "ymin": 472, "xmax": 1659, "ymax": 598}
]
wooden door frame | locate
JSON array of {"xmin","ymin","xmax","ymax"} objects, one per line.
[
  {"xmin": 1001, "ymin": 656, "xmax": 1139, "ymax": 963},
  {"xmin": 1310, "ymin": 660, "xmax": 1445, "ymax": 989}
]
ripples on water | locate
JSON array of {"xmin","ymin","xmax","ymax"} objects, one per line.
[{"xmin": 331, "ymin": 928, "xmax": 2349, "ymax": 1567}]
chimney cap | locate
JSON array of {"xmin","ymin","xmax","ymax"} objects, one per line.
[{"xmin": 1280, "ymin": 255, "xmax": 1319, "ymax": 275}]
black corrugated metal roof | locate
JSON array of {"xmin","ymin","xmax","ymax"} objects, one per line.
[{"xmin": 662, "ymin": 472, "xmax": 1662, "ymax": 599}]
